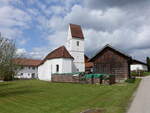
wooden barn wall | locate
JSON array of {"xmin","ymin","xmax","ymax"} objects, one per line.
[{"xmin": 93, "ymin": 49, "xmax": 129, "ymax": 80}]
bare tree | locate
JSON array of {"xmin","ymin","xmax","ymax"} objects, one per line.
[{"xmin": 0, "ymin": 34, "xmax": 22, "ymax": 81}]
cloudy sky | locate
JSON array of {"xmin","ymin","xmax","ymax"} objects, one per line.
[{"xmin": 0, "ymin": 0, "xmax": 150, "ymax": 62}]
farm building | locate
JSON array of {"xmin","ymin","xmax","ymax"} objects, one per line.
[
  {"xmin": 13, "ymin": 58, "xmax": 42, "ymax": 79},
  {"xmin": 131, "ymin": 59, "xmax": 148, "ymax": 71},
  {"xmin": 90, "ymin": 44, "xmax": 132, "ymax": 81}
]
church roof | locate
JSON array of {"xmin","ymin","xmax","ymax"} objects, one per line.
[
  {"xmin": 70, "ymin": 24, "xmax": 84, "ymax": 39},
  {"xmin": 40, "ymin": 46, "xmax": 74, "ymax": 65}
]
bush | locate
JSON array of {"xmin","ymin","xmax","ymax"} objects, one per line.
[
  {"xmin": 3, "ymin": 75, "xmax": 13, "ymax": 81},
  {"xmin": 143, "ymin": 72, "xmax": 150, "ymax": 76},
  {"xmin": 125, "ymin": 78, "xmax": 135, "ymax": 83},
  {"xmin": 131, "ymin": 71, "xmax": 150, "ymax": 77}
]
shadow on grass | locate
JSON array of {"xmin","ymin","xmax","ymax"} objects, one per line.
[
  {"xmin": 0, "ymin": 83, "xmax": 10, "ymax": 87},
  {"xmin": 0, "ymin": 88, "xmax": 41, "ymax": 98}
]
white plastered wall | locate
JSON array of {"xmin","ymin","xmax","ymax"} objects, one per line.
[
  {"xmin": 38, "ymin": 58, "xmax": 73, "ymax": 81},
  {"xmin": 16, "ymin": 66, "xmax": 38, "ymax": 79},
  {"xmin": 130, "ymin": 64, "xmax": 148, "ymax": 71}
]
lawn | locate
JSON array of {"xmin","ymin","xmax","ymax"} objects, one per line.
[{"xmin": 0, "ymin": 79, "xmax": 140, "ymax": 113}]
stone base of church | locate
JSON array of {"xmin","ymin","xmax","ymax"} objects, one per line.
[{"xmin": 51, "ymin": 74, "xmax": 80, "ymax": 83}]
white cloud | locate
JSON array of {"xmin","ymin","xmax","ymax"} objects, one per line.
[
  {"xmin": 16, "ymin": 48, "xmax": 27, "ymax": 55},
  {"xmin": 47, "ymin": 31, "xmax": 67, "ymax": 50},
  {"xmin": 50, "ymin": 6, "xmax": 66, "ymax": 15},
  {"xmin": 0, "ymin": 27, "xmax": 22, "ymax": 39},
  {"xmin": 64, "ymin": 5, "xmax": 125, "ymax": 31},
  {"xmin": 0, "ymin": 6, "xmax": 31, "ymax": 28},
  {"xmin": 0, "ymin": 6, "xmax": 31, "ymax": 39}
]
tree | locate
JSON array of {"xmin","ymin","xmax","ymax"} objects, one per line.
[
  {"xmin": 146, "ymin": 57, "xmax": 150, "ymax": 72},
  {"xmin": 0, "ymin": 34, "xmax": 21, "ymax": 81}
]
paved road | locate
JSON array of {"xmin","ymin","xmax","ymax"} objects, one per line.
[{"xmin": 127, "ymin": 76, "xmax": 150, "ymax": 113}]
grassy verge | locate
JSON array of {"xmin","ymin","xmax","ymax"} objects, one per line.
[
  {"xmin": 131, "ymin": 71, "xmax": 150, "ymax": 77},
  {"xmin": 0, "ymin": 79, "xmax": 141, "ymax": 113}
]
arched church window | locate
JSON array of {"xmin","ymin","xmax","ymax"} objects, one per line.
[
  {"xmin": 77, "ymin": 41, "xmax": 79, "ymax": 46},
  {"xmin": 56, "ymin": 64, "xmax": 59, "ymax": 72}
]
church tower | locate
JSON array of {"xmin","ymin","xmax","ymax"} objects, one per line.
[{"xmin": 66, "ymin": 24, "xmax": 85, "ymax": 72}]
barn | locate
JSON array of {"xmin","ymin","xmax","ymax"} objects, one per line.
[{"xmin": 90, "ymin": 44, "xmax": 132, "ymax": 81}]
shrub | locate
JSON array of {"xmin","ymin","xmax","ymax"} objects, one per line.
[
  {"xmin": 3, "ymin": 75, "xmax": 13, "ymax": 81},
  {"xmin": 125, "ymin": 78, "xmax": 135, "ymax": 83},
  {"xmin": 131, "ymin": 71, "xmax": 150, "ymax": 77}
]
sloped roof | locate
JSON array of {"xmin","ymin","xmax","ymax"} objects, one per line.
[
  {"xmin": 40, "ymin": 46, "xmax": 74, "ymax": 65},
  {"xmin": 13, "ymin": 58, "xmax": 42, "ymax": 67},
  {"xmin": 90, "ymin": 44, "xmax": 131, "ymax": 61},
  {"xmin": 84, "ymin": 55, "xmax": 89, "ymax": 63},
  {"xmin": 132, "ymin": 59, "xmax": 147, "ymax": 66},
  {"xmin": 70, "ymin": 24, "xmax": 84, "ymax": 39}
]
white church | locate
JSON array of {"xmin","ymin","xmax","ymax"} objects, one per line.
[
  {"xmin": 38, "ymin": 24, "xmax": 85, "ymax": 81},
  {"xmin": 16, "ymin": 24, "xmax": 85, "ymax": 81}
]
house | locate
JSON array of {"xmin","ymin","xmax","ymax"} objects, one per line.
[
  {"xmin": 38, "ymin": 24, "xmax": 85, "ymax": 81},
  {"xmin": 14, "ymin": 58, "xmax": 42, "ymax": 79},
  {"xmin": 131, "ymin": 59, "xmax": 148, "ymax": 71},
  {"xmin": 89, "ymin": 44, "xmax": 132, "ymax": 81}
]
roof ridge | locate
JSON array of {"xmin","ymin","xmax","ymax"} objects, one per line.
[{"xmin": 90, "ymin": 44, "xmax": 131, "ymax": 61}]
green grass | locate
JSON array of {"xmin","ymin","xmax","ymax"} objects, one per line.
[
  {"xmin": 0, "ymin": 79, "xmax": 141, "ymax": 113},
  {"xmin": 131, "ymin": 71, "xmax": 150, "ymax": 76}
]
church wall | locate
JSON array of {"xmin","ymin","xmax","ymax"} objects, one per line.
[
  {"xmin": 62, "ymin": 59, "xmax": 73, "ymax": 73},
  {"xmin": 38, "ymin": 58, "xmax": 73, "ymax": 81}
]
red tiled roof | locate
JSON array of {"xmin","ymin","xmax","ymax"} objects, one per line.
[
  {"xmin": 40, "ymin": 46, "xmax": 74, "ymax": 65},
  {"xmin": 70, "ymin": 24, "xmax": 84, "ymax": 39},
  {"xmin": 45, "ymin": 46, "xmax": 74, "ymax": 60},
  {"xmin": 13, "ymin": 58, "xmax": 42, "ymax": 67}
]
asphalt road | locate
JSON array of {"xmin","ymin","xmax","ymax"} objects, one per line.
[{"xmin": 127, "ymin": 76, "xmax": 150, "ymax": 113}]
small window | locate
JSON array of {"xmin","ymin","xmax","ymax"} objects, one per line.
[
  {"xmin": 77, "ymin": 69, "xmax": 79, "ymax": 72},
  {"xmin": 32, "ymin": 73, "xmax": 35, "ymax": 78},
  {"xmin": 29, "ymin": 67, "xmax": 31, "ymax": 69},
  {"xmin": 20, "ymin": 73, "xmax": 23, "ymax": 76},
  {"xmin": 77, "ymin": 41, "xmax": 79, "ymax": 46},
  {"xmin": 56, "ymin": 65, "xmax": 59, "ymax": 72},
  {"xmin": 32, "ymin": 67, "xmax": 35, "ymax": 70}
]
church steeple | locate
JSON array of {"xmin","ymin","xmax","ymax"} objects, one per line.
[{"xmin": 66, "ymin": 24, "xmax": 85, "ymax": 72}]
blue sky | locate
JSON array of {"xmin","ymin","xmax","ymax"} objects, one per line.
[{"xmin": 0, "ymin": 0, "xmax": 150, "ymax": 62}]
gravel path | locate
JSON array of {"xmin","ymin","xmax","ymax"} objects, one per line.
[{"xmin": 127, "ymin": 76, "xmax": 150, "ymax": 113}]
